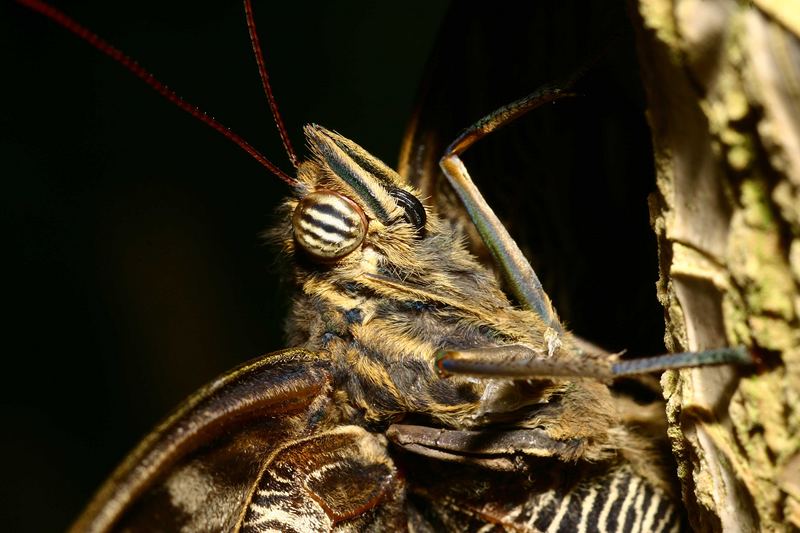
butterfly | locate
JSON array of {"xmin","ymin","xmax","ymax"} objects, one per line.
[{"xmin": 10, "ymin": 1, "xmax": 750, "ymax": 531}]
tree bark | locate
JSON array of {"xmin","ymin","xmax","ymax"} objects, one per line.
[{"xmin": 631, "ymin": 1, "xmax": 800, "ymax": 531}]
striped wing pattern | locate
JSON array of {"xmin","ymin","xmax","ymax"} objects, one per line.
[
  {"xmin": 408, "ymin": 464, "xmax": 683, "ymax": 533},
  {"xmin": 240, "ymin": 426, "xmax": 405, "ymax": 532},
  {"xmin": 523, "ymin": 469, "xmax": 681, "ymax": 533}
]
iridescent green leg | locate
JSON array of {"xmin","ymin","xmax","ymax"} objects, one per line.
[
  {"xmin": 439, "ymin": 86, "xmax": 752, "ymax": 377},
  {"xmin": 439, "ymin": 85, "xmax": 574, "ymax": 333}
]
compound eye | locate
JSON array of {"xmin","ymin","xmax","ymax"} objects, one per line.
[
  {"xmin": 390, "ymin": 188, "xmax": 426, "ymax": 238},
  {"xmin": 292, "ymin": 191, "xmax": 367, "ymax": 261}
]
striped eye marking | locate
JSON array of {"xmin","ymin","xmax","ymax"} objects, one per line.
[{"xmin": 292, "ymin": 191, "xmax": 368, "ymax": 261}]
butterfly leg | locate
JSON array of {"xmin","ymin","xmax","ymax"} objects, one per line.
[
  {"xmin": 439, "ymin": 86, "xmax": 574, "ymax": 333},
  {"xmin": 435, "ymin": 344, "xmax": 752, "ymax": 379},
  {"xmin": 386, "ymin": 423, "xmax": 584, "ymax": 469}
]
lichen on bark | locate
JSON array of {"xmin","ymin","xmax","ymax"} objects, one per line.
[{"xmin": 632, "ymin": 0, "xmax": 800, "ymax": 530}]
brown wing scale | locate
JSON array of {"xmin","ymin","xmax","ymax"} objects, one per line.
[
  {"xmin": 239, "ymin": 426, "xmax": 405, "ymax": 532},
  {"xmin": 71, "ymin": 349, "xmax": 336, "ymax": 532}
]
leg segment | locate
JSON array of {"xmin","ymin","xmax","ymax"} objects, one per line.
[
  {"xmin": 436, "ymin": 344, "xmax": 752, "ymax": 380},
  {"xmin": 439, "ymin": 86, "xmax": 574, "ymax": 333}
]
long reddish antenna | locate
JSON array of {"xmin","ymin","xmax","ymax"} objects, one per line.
[
  {"xmin": 244, "ymin": 0, "xmax": 299, "ymax": 168},
  {"xmin": 16, "ymin": 0, "xmax": 298, "ymax": 186}
]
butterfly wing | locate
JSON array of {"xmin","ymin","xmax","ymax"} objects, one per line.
[{"xmin": 70, "ymin": 349, "xmax": 404, "ymax": 532}]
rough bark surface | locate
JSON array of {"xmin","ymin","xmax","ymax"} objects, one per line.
[{"xmin": 632, "ymin": 1, "xmax": 800, "ymax": 531}]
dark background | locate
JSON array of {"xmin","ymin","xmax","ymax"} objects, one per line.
[{"xmin": 2, "ymin": 1, "xmax": 662, "ymax": 530}]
